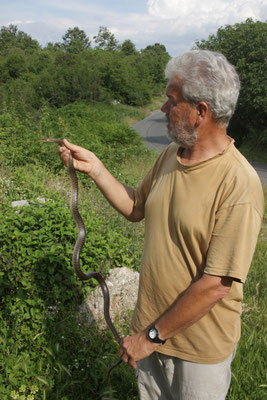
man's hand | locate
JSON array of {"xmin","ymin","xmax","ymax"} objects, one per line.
[
  {"xmin": 119, "ymin": 331, "xmax": 159, "ymax": 369},
  {"xmin": 119, "ymin": 274, "xmax": 233, "ymax": 369},
  {"xmin": 58, "ymin": 139, "xmax": 141, "ymax": 220},
  {"xmin": 59, "ymin": 139, "xmax": 104, "ymax": 180}
]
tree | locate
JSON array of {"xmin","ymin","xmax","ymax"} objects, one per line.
[
  {"xmin": 0, "ymin": 25, "xmax": 39, "ymax": 55},
  {"xmin": 0, "ymin": 25, "xmax": 40, "ymax": 85},
  {"xmin": 62, "ymin": 27, "xmax": 91, "ymax": 53},
  {"xmin": 141, "ymin": 43, "xmax": 170, "ymax": 93},
  {"xmin": 195, "ymin": 19, "xmax": 267, "ymax": 148},
  {"xmin": 93, "ymin": 26, "xmax": 119, "ymax": 51},
  {"xmin": 4, "ymin": 50, "xmax": 27, "ymax": 79},
  {"xmin": 121, "ymin": 39, "xmax": 137, "ymax": 56},
  {"xmin": 0, "ymin": 24, "xmax": 170, "ymax": 110}
]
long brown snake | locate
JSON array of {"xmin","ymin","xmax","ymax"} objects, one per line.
[{"xmin": 41, "ymin": 138, "xmax": 122, "ymax": 384}]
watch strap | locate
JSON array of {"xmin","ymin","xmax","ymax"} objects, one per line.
[{"xmin": 147, "ymin": 324, "xmax": 166, "ymax": 344}]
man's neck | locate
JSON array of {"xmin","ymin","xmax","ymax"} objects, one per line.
[{"xmin": 180, "ymin": 126, "xmax": 230, "ymax": 165}]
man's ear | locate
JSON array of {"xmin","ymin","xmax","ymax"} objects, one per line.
[{"xmin": 196, "ymin": 102, "xmax": 209, "ymax": 126}]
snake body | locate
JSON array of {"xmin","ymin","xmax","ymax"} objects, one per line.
[{"xmin": 41, "ymin": 138, "xmax": 122, "ymax": 380}]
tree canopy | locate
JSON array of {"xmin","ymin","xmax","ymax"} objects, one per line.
[
  {"xmin": 62, "ymin": 27, "xmax": 91, "ymax": 53},
  {"xmin": 0, "ymin": 25, "xmax": 170, "ymax": 110},
  {"xmin": 121, "ymin": 39, "xmax": 137, "ymax": 56},
  {"xmin": 0, "ymin": 24, "xmax": 40, "ymax": 54},
  {"xmin": 195, "ymin": 18, "xmax": 267, "ymax": 147},
  {"xmin": 93, "ymin": 26, "xmax": 119, "ymax": 51}
]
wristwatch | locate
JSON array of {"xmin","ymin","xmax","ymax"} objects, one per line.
[{"xmin": 147, "ymin": 324, "xmax": 166, "ymax": 344}]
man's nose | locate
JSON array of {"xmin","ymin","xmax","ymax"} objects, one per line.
[{"xmin": 161, "ymin": 100, "xmax": 169, "ymax": 114}]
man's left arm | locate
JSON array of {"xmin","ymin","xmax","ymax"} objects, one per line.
[{"xmin": 120, "ymin": 273, "xmax": 233, "ymax": 369}]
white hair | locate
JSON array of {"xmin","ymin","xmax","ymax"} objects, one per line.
[{"xmin": 165, "ymin": 50, "xmax": 240, "ymax": 125}]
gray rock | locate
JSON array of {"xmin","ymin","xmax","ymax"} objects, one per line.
[
  {"xmin": 11, "ymin": 199, "xmax": 30, "ymax": 207},
  {"xmin": 79, "ymin": 267, "xmax": 139, "ymax": 331},
  {"xmin": 11, "ymin": 197, "xmax": 47, "ymax": 207}
]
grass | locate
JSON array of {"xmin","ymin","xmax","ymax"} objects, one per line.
[
  {"xmin": 121, "ymin": 94, "xmax": 166, "ymax": 126},
  {"xmin": 227, "ymin": 188, "xmax": 267, "ymax": 399},
  {"xmin": 239, "ymin": 143, "xmax": 267, "ymax": 164}
]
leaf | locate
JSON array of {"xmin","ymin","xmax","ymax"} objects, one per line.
[{"xmin": 36, "ymin": 376, "xmax": 50, "ymax": 386}]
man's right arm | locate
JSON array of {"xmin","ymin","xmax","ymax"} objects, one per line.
[{"xmin": 59, "ymin": 139, "xmax": 144, "ymax": 222}]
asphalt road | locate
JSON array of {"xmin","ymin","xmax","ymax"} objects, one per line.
[{"xmin": 133, "ymin": 111, "xmax": 267, "ymax": 185}]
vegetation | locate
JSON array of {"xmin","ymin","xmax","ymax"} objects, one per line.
[
  {"xmin": 195, "ymin": 18, "xmax": 267, "ymax": 149},
  {"xmin": 0, "ymin": 19, "xmax": 266, "ymax": 400},
  {"xmin": 0, "ymin": 102, "xmax": 156, "ymax": 400},
  {"xmin": 0, "ymin": 24, "xmax": 170, "ymax": 112},
  {"xmin": 228, "ymin": 196, "xmax": 267, "ymax": 400}
]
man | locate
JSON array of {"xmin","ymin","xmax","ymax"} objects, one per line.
[{"xmin": 59, "ymin": 50, "xmax": 264, "ymax": 400}]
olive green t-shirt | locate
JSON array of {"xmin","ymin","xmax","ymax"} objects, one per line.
[{"xmin": 131, "ymin": 140, "xmax": 264, "ymax": 363}]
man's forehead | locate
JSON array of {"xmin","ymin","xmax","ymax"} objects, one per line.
[{"xmin": 166, "ymin": 76, "xmax": 182, "ymax": 95}]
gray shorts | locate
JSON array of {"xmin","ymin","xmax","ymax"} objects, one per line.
[{"xmin": 136, "ymin": 348, "xmax": 236, "ymax": 400}]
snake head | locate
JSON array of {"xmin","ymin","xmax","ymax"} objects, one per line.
[{"xmin": 40, "ymin": 138, "xmax": 65, "ymax": 146}]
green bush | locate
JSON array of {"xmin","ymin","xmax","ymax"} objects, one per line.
[
  {"xmin": 0, "ymin": 101, "xmax": 149, "ymax": 399},
  {"xmin": 0, "ymin": 194, "xmax": 140, "ymax": 398},
  {"xmin": 0, "ymin": 102, "xmax": 145, "ymax": 174}
]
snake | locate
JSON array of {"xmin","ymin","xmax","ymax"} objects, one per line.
[{"xmin": 41, "ymin": 138, "xmax": 122, "ymax": 383}]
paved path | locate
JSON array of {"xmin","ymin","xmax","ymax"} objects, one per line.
[
  {"xmin": 134, "ymin": 110, "xmax": 171, "ymax": 153},
  {"xmin": 133, "ymin": 111, "xmax": 267, "ymax": 185}
]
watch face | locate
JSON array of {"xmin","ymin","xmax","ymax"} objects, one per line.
[{"xmin": 149, "ymin": 328, "xmax": 157, "ymax": 340}]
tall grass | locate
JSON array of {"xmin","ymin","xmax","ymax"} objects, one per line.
[{"xmin": 227, "ymin": 187, "xmax": 267, "ymax": 400}]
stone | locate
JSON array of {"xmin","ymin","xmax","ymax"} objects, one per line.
[
  {"xmin": 11, "ymin": 197, "xmax": 47, "ymax": 207},
  {"xmin": 79, "ymin": 267, "xmax": 139, "ymax": 331},
  {"xmin": 11, "ymin": 199, "xmax": 30, "ymax": 207}
]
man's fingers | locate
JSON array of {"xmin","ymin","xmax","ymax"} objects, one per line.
[
  {"xmin": 62, "ymin": 139, "xmax": 82, "ymax": 152},
  {"xmin": 121, "ymin": 353, "xmax": 136, "ymax": 369},
  {"xmin": 58, "ymin": 145, "xmax": 69, "ymax": 155},
  {"xmin": 128, "ymin": 359, "xmax": 137, "ymax": 369},
  {"xmin": 121, "ymin": 353, "xmax": 129, "ymax": 364}
]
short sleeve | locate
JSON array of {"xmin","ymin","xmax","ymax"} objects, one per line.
[
  {"xmin": 205, "ymin": 204, "xmax": 262, "ymax": 283},
  {"xmin": 133, "ymin": 146, "xmax": 173, "ymax": 217},
  {"xmin": 134, "ymin": 169, "xmax": 153, "ymax": 217}
]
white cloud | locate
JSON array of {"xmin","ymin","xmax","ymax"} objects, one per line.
[
  {"xmin": 145, "ymin": 0, "xmax": 267, "ymax": 54},
  {"xmin": 8, "ymin": 20, "xmax": 23, "ymax": 25},
  {"xmin": 9, "ymin": 20, "xmax": 34, "ymax": 25},
  {"xmin": 148, "ymin": 0, "xmax": 194, "ymax": 19},
  {"xmin": 147, "ymin": 0, "xmax": 264, "ymax": 22}
]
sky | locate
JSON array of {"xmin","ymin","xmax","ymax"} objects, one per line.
[{"xmin": 1, "ymin": 0, "xmax": 266, "ymax": 55}]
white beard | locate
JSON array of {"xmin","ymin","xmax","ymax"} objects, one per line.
[{"xmin": 167, "ymin": 116, "xmax": 198, "ymax": 148}]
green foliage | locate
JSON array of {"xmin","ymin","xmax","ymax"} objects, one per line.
[
  {"xmin": 0, "ymin": 24, "xmax": 169, "ymax": 111},
  {"xmin": 62, "ymin": 27, "xmax": 91, "ymax": 53},
  {"xmin": 0, "ymin": 24, "xmax": 40, "ymax": 55},
  {"xmin": 0, "ymin": 102, "xmax": 145, "ymax": 176},
  {"xmin": 0, "ymin": 101, "xmax": 149, "ymax": 398},
  {"xmin": 226, "ymin": 187, "xmax": 267, "ymax": 399},
  {"xmin": 141, "ymin": 43, "xmax": 170, "ymax": 90},
  {"xmin": 93, "ymin": 26, "xmax": 119, "ymax": 51},
  {"xmin": 121, "ymin": 40, "xmax": 137, "ymax": 56},
  {"xmin": 195, "ymin": 18, "xmax": 267, "ymax": 148},
  {"xmin": 3, "ymin": 49, "xmax": 27, "ymax": 79}
]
